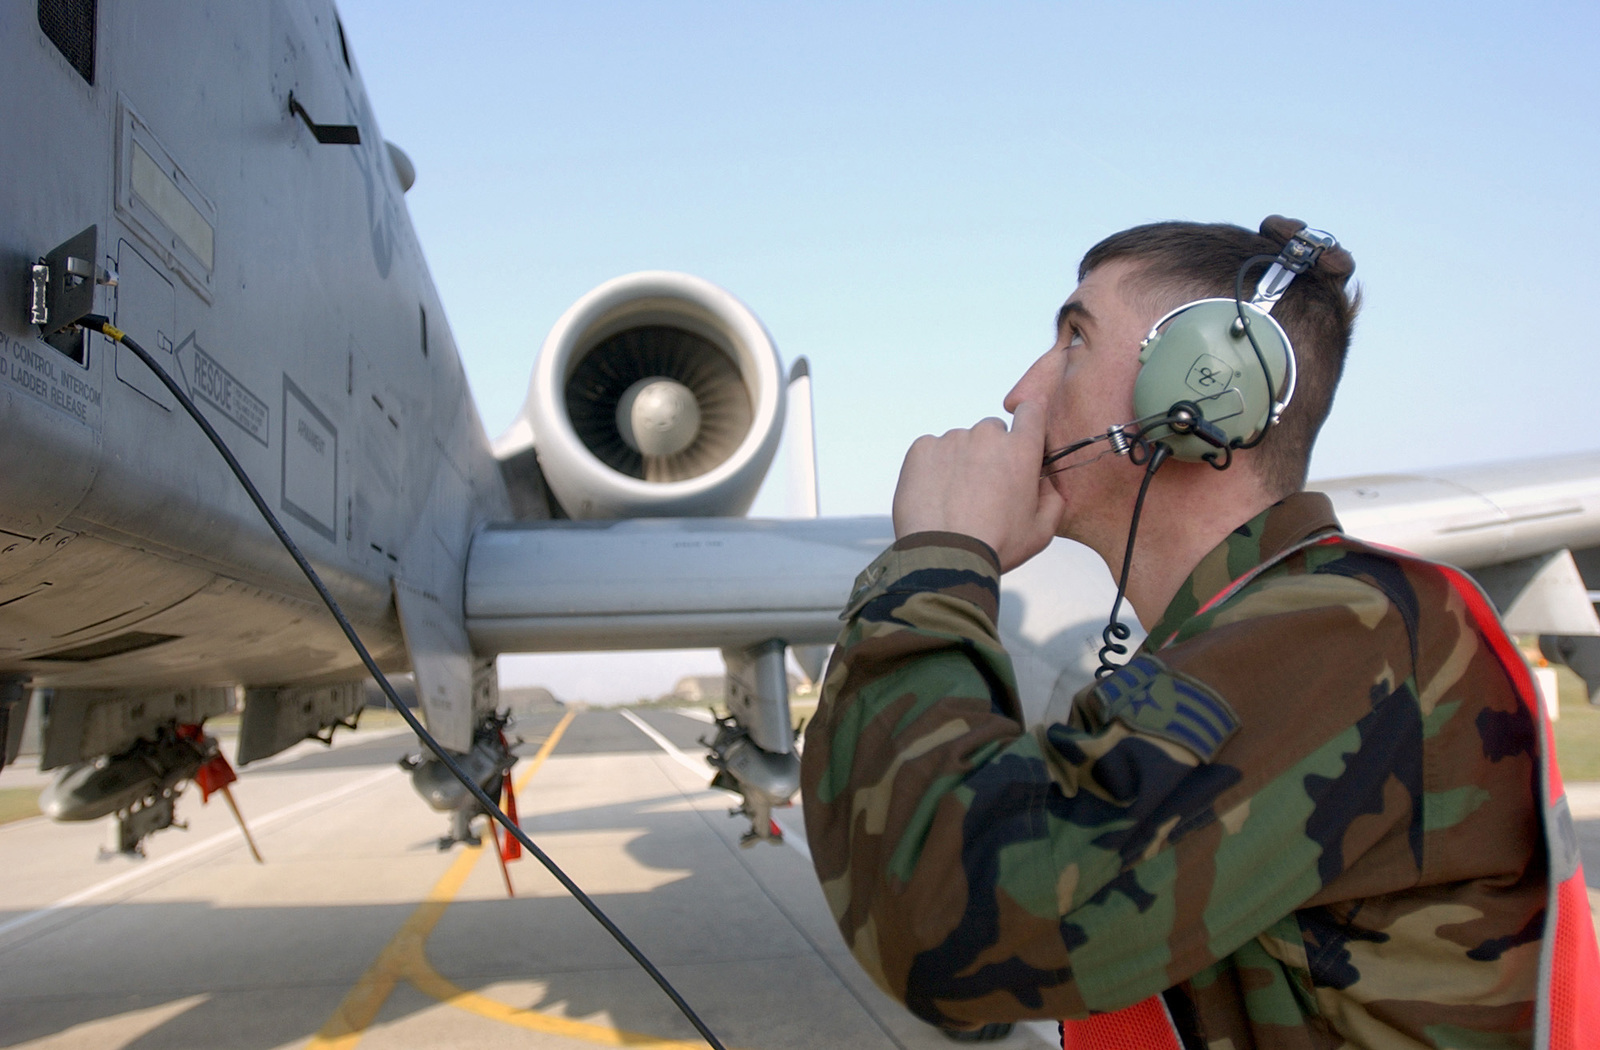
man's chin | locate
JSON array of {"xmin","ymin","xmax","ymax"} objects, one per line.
[
  {"xmin": 1051, "ymin": 491, "xmax": 1112, "ymax": 549},
  {"xmin": 1051, "ymin": 504, "xmax": 1086, "ymax": 543}
]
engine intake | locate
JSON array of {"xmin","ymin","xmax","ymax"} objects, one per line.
[{"xmin": 502, "ymin": 272, "xmax": 785, "ymax": 519}]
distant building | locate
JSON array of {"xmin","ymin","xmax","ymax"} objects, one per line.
[
  {"xmin": 671, "ymin": 675, "xmax": 725, "ymax": 704},
  {"xmin": 667, "ymin": 672, "xmax": 807, "ymax": 705},
  {"xmin": 501, "ymin": 686, "xmax": 564, "ymax": 713}
]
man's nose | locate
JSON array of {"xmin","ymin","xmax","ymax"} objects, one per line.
[{"xmin": 1004, "ymin": 352, "xmax": 1055, "ymax": 413}]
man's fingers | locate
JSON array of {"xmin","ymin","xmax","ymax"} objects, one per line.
[
  {"xmin": 892, "ymin": 401, "xmax": 1063, "ymax": 557},
  {"xmin": 1009, "ymin": 400, "xmax": 1047, "ymax": 442}
]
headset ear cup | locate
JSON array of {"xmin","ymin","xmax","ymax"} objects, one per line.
[{"xmin": 1132, "ymin": 300, "xmax": 1291, "ymax": 461}]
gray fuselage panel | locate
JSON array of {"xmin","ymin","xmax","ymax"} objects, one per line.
[{"xmin": 0, "ymin": 1, "xmax": 510, "ymax": 709}]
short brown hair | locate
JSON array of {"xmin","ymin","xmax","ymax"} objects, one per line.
[{"xmin": 1079, "ymin": 217, "xmax": 1360, "ymax": 493}]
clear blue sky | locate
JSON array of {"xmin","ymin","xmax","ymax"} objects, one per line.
[{"xmin": 336, "ymin": 1, "xmax": 1599, "ymax": 701}]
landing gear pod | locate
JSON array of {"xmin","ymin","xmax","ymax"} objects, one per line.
[
  {"xmin": 402, "ymin": 712, "xmax": 518, "ymax": 850},
  {"xmin": 704, "ymin": 640, "xmax": 800, "ymax": 846},
  {"xmin": 40, "ymin": 723, "xmax": 239, "ymax": 856}
]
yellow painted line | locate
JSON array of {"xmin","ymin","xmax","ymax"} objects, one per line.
[
  {"xmin": 407, "ymin": 957, "xmax": 716, "ymax": 1049},
  {"xmin": 307, "ymin": 709, "xmax": 575, "ymax": 1049},
  {"xmin": 515, "ymin": 712, "xmax": 575, "ymax": 788},
  {"xmin": 307, "ymin": 840, "xmax": 484, "ymax": 1049}
]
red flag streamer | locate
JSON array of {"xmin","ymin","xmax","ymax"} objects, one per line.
[
  {"xmin": 177, "ymin": 724, "xmax": 238, "ymax": 803},
  {"xmin": 176, "ymin": 724, "xmax": 260, "ymax": 862},
  {"xmin": 500, "ymin": 770, "xmax": 522, "ymax": 862},
  {"xmin": 194, "ymin": 753, "xmax": 238, "ymax": 802}
]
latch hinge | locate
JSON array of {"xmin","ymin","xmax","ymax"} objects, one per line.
[
  {"xmin": 29, "ymin": 264, "xmax": 50, "ymax": 326},
  {"xmin": 28, "ymin": 225, "xmax": 115, "ymax": 334}
]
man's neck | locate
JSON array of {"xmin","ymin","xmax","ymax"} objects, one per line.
[{"xmin": 1094, "ymin": 466, "xmax": 1279, "ymax": 630}]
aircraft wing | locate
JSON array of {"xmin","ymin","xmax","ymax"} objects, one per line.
[
  {"xmin": 459, "ymin": 451, "xmax": 1600, "ymax": 746},
  {"xmin": 1316, "ymin": 451, "xmax": 1600, "ymax": 639},
  {"xmin": 1316, "ymin": 451, "xmax": 1600, "ymax": 571}
]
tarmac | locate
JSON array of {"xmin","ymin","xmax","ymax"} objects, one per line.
[
  {"xmin": 2, "ymin": 705, "xmax": 1598, "ymax": 1050},
  {"xmin": 0, "ymin": 706, "xmax": 1060, "ymax": 1050}
]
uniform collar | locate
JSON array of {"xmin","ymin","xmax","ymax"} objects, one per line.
[{"xmin": 1142, "ymin": 491, "xmax": 1342, "ymax": 650}]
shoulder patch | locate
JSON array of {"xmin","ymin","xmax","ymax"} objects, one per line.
[{"xmin": 1092, "ymin": 655, "xmax": 1241, "ymax": 762}]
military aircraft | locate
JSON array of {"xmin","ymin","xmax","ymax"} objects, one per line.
[
  {"xmin": 5, "ymin": 0, "xmax": 1600, "ymax": 869},
  {"xmin": 0, "ymin": 0, "xmax": 890, "ymax": 857}
]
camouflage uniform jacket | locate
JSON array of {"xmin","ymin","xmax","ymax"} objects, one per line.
[{"xmin": 801, "ymin": 492, "xmax": 1545, "ymax": 1048}]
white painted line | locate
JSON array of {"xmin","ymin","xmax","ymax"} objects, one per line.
[
  {"xmin": 1022, "ymin": 1020, "xmax": 1062, "ymax": 1046},
  {"xmin": 248, "ymin": 725, "xmax": 415, "ymax": 770},
  {"xmin": 771, "ymin": 811, "xmax": 811, "ymax": 861},
  {"xmin": 668, "ymin": 706, "xmax": 716, "ymax": 724},
  {"xmin": 617, "ymin": 708, "xmax": 708, "ymax": 778},
  {"xmin": 618, "ymin": 708, "xmax": 812, "ymax": 861},
  {"xmin": 0, "ymin": 765, "xmax": 398, "ymax": 941}
]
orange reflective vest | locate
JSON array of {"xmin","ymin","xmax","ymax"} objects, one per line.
[{"xmin": 1061, "ymin": 537, "xmax": 1600, "ymax": 1050}]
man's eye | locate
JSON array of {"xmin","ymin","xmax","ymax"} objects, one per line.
[{"xmin": 1064, "ymin": 328, "xmax": 1085, "ymax": 349}]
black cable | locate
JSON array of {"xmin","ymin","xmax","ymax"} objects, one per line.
[
  {"xmin": 76, "ymin": 315, "xmax": 729, "ymax": 1050},
  {"xmin": 1095, "ymin": 443, "xmax": 1169, "ymax": 680},
  {"xmin": 1127, "ymin": 418, "xmax": 1175, "ymax": 462},
  {"xmin": 1090, "ymin": 250, "xmax": 1287, "ymax": 676},
  {"xmin": 1040, "ymin": 412, "xmax": 1172, "ymax": 478}
]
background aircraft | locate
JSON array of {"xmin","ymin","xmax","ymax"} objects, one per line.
[{"xmin": 3, "ymin": 0, "xmax": 1599, "ymax": 867}]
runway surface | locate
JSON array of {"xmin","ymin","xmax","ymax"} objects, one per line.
[
  {"xmin": 3, "ymin": 705, "xmax": 1600, "ymax": 1050},
  {"xmin": 0, "ymin": 707, "xmax": 1057, "ymax": 1049}
]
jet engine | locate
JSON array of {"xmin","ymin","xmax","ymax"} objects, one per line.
[
  {"xmin": 484, "ymin": 271, "xmax": 805, "ymax": 846},
  {"xmin": 497, "ymin": 271, "xmax": 786, "ymax": 520}
]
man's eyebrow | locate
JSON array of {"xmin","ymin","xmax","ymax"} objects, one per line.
[{"xmin": 1056, "ymin": 299, "xmax": 1093, "ymax": 330}]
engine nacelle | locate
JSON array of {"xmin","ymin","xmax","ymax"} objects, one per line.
[{"xmin": 498, "ymin": 271, "xmax": 786, "ymax": 519}]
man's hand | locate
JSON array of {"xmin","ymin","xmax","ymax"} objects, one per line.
[{"xmin": 891, "ymin": 401, "xmax": 1066, "ymax": 572}]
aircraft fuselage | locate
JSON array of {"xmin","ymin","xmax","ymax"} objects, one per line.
[{"xmin": 1, "ymin": 0, "xmax": 512, "ymax": 767}]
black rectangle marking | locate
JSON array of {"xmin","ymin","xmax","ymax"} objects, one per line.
[{"xmin": 34, "ymin": 631, "xmax": 178, "ymax": 662}]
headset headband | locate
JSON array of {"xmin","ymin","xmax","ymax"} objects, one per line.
[
  {"xmin": 1250, "ymin": 225, "xmax": 1337, "ymax": 314},
  {"xmin": 1246, "ymin": 224, "xmax": 1336, "ymax": 425}
]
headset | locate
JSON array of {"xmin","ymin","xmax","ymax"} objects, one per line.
[
  {"xmin": 1042, "ymin": 221, "xmax": 1342, "ymax": 678},
  {"xmin": 1131, "ymin": 224, "xmax": 1339, "ymax": 464}
]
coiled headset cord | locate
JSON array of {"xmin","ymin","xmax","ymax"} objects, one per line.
[
  {"xmin": 76, "ymin": 315, "xmax": 730, "ymax": 1050},
  {"xmin": 1067, "ymin": 249, "xmax": 1283, "ymax": 679},
  {"xmin": 1095, "ymin": 441, "xmax": 1170, "ymax": 680}
]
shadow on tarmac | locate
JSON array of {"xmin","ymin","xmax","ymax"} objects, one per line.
[{"xmin": 0, "ymin": 722, "xmax": 841, "ymax": 1050}]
